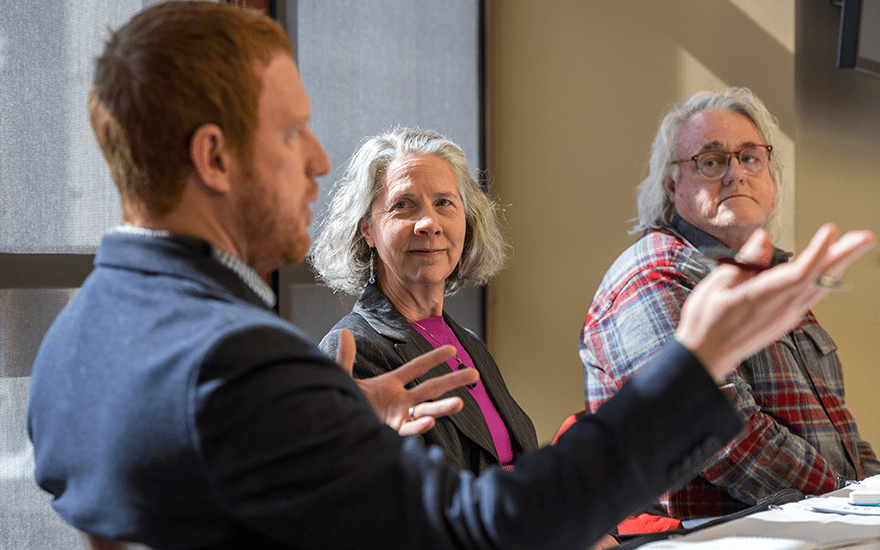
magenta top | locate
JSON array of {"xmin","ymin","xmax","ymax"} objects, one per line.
[{"xmin": 410, "ymin": 315, "xmax": 514, "ymax": 468}]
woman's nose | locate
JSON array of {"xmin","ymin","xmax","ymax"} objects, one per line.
[{"xmin": 414, "ymin": 210, "xmax": 441, "ymax": 234}]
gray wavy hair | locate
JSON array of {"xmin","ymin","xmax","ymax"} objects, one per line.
[
  {"xmin": 309, "ymin": 127, "xmax": 510, "ymax": 296},
  {"xmin": 632, "ymin": 87, "xmax": 784, "ymax": 234}
]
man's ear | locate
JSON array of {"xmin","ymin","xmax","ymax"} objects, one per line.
[
  {"xmin": 662, "ymin": 176, "xmax": 676, "ymax": 203},
  {"xmin": 190, "ymin": 123, "xmax": 232, "ymax": 194},
  {"xmin": 358, "ymin": 218, "xmax": 375, "ymax": 248}
]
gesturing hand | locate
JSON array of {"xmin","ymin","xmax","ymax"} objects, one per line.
[
  {"xmin": 334, "ymin": 329, "xmax": 480, "ymax": 436},
  {"xmin": 677, "ymin": 224, "xmax": 875, "ymax": 381}
]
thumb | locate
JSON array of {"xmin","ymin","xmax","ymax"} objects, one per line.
[
  {"xmin": 736, "ymin": 227, "xmax": 773, "ymax": 265},
  {"xmin": 335, "ymin": 329, "xmax": 356, "ymax": 376}
]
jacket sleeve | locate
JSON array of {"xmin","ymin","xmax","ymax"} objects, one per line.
[{"xmin": 196, "ymin": 327, "xmax": 741, "ymax": 550}]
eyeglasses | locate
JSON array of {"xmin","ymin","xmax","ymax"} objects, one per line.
[{"xmin": 671, "ymin": 144, "xmax": 772, "ymax": 180}]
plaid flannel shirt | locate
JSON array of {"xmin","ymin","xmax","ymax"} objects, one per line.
[{"xmin": 579, "ymin": 218, "xmax": 880, "ymax": 520}]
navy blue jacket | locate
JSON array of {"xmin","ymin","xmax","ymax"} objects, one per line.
[{"xmin": 28, "ymin": 232, "xmax": 742, "ymax": 550}]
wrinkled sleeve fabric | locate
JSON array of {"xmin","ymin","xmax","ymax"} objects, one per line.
[
  {"xmin": 581, "ymin": 262, "xmax": 691, "ymax": 409},
  {"xmin": 707, "ymin": 347, "xmax": 839, "ymax": 499},
  {"xmin": 196, "ymin": 328, "xmax": 741, "ymax": 550}
]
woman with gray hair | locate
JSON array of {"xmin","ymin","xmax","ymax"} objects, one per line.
[{"xmin": 310, "ymin": 127, "xmax": 537, "ymax": 474}]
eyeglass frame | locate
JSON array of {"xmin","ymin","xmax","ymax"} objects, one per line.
[{"xmin": 670, "ymin": 144, "xmax": 773, "ymax": 181}]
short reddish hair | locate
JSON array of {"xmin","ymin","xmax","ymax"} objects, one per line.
[{"xmin": 89, "ymin": 1, "xmax": 292, "ymax": 215}]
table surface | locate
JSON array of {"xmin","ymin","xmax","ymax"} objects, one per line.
[{"xmin": 638, "ymin": 477, "xmax": 880, "ymax": 550}]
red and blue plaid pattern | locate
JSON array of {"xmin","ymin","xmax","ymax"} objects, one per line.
[{"xmin": 580, "ymin": 225, "xmax": 880, "ymax": 520}]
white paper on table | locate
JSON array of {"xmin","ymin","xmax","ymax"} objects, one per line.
[
  {"xmin": 638, "ymin": 535, "xmax": 814, "ymax": 549},
  {"xmin": 805, "ymin": 497, "xmax": 880, "ymax": 517},
  {"xmin": 637, "ymin": 498, "xmax": 880, "ymax": 549}
]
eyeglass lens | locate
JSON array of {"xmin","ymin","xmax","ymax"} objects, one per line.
[{"xmin": 697, "ymin": 146, "xmax": 770, "ymax": 179}]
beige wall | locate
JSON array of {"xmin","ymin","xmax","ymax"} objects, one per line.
[
  {"xmin": 485, "ymin": 0, "xmax": 880, "ymax": 447},
  {"xmin": 794, "ymin": 1, "xmax": 880, "ymax": 458}
]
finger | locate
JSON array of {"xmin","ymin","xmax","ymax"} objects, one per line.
[
  {"xmin": 775, "ymin": 226, "xmax": 866, "ymax": 304},
  {"xmin": 708, "ymin": 228, "xmax": 772, "ymax": 288},
  {"xmin": 745, "ymin": 226, "xmax": 872, "ymax": 316},
  {"xmin": 736, "ymin": 227, "xmax": 773, "ymax": 265},
  {"xmin": 757, "ymin": 230, "xmax": 837, "ymax": 311},
  {"xmin": 408, "ymin": 368, "xmax": 480, "ymax": 403},
  {"xmin": 736, "ymin": 224, "xmax": 838, "ymax": 302},
  {"xmin": 391, "ymin": 345, "xmax": 457, "ymax": 384},
  {"xmin": 398, "ymin": 417, "xmax": 436, "ymax": 437},
  {"xmin": 790, "ymin": 223, "xmax": 838, "ymax": 276},
  {"xmin": 335, "ymin": 329, "xmax": 356, "ymax": 377},
  {"xmin": 412, "ymin": 396, "xmax": 465, "ymax": 420},
  {"xmin": 821, "ymin": 230, "xmax": 876, "ymax": 278}
]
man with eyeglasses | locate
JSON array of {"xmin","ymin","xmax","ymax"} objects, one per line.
[{"xmin": 579, "ymin": 87, "xmax": 880, "ymax": 524}]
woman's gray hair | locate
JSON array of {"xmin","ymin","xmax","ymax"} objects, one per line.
[
  {"xmin": 632, "ymin": 87, "xmax": 784, "ymax": 234},
  {"xmin": 309, "ymin": 127, "xmax": 510, "ymax": 296}
]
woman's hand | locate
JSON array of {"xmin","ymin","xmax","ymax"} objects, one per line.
[{"xmin": 335, "ymin": 329, "xmax": 480, "ymax": 436}]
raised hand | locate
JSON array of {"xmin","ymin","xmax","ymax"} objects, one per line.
[
  {"xmin": 334, "ymin": 329, "xmax": 480, "ymax": 436},
  {"xmin": 677, "ymin": 224, "xmax": 875, "ymax": 381}
]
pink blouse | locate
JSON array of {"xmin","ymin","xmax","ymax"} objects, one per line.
[{"xmin": 411, "ymin": 316, "xmax": 513, "ymax": 468}]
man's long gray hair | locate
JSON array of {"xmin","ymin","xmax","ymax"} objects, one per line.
[{"xmin": 632, "ymin": 87, "xmax": 783, "ymax": 234}]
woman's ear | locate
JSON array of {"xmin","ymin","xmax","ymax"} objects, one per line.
[
  {"xmin": 358, "ymin": 218, "xmax": 375, "ymax": 248},
  {"xmin": 190, "ymin": 123, "xmax": 232, "ymax": 194}
]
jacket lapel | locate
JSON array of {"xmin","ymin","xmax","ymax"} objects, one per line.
[
  {"xmin": 393, "ymin": 337, "xmax": 498, "ymax": 460},
  {"xmin": 445, "ymin": 316, "xmax": 537, "ymax": 455},
  {"xmin": 354, "ymin": 285, "xmax": 497, "ymax": 459}
]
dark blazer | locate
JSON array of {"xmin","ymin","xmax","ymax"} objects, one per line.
[
  {"xmin": 319, "ymin": 283, "xmax": 538, "ymax": 473},
  {"xmin": 28, "ymin": 232, "xmax": 744, "ymax": 550}
]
